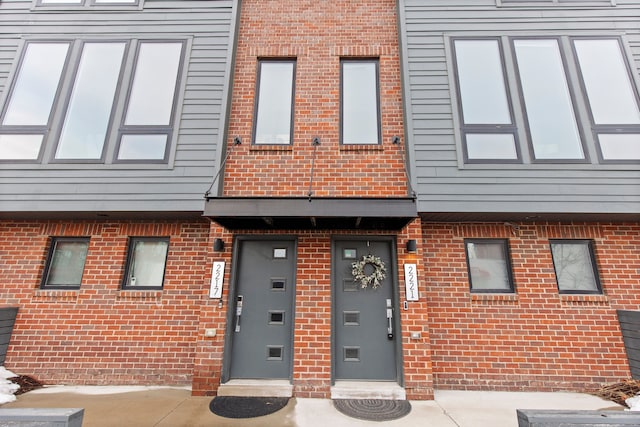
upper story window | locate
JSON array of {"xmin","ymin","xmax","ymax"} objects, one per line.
[
  {"xmin": 464, "ymin": 239, "xmax": 515, "ymax": 293},
  {"xmin": 36, "ymin": 0, "xmax": 140, "ymax": 7},
  {"xmin": 451, "ymin": 36, "xmax": 640, "ymax": 164},
  {"xmin": 550, "ymin": 240, "xmax": 602, "ymax": 294},
  {"xmin": 0, "ymin": 39, "xmax": 185, "ymax": 164},
  {"xmin": 497, "ymin": 0, "xmax": 615, "ymax": 6},
  {"xmin": 252, "ymin": 59, "xmax": 296, "ymax": 145},
  {"xmin": 340, "ymin": 59, "xmax": 381, "ymax": 145}
]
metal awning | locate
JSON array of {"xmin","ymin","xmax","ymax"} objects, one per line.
[{"xmin": 204, "ymin": 197, "xmax": 417, "ymax": 230}]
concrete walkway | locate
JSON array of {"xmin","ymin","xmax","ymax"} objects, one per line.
[{"xmin": 0, "ymin": 386, "xmax": 620, "ymax": 427}]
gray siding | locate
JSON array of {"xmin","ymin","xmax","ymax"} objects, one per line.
[
  {"xmin": 399, "ymin": 0, "xmax": 640, "ymax": 217},
  {"xmin": 0, "ymin": 0, "xmax": 235, "ymax": 214}
]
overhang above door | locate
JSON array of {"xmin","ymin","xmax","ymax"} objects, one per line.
[{"xmin": 204, "ymin": 197, "xmax": 417, "ymax": 230}]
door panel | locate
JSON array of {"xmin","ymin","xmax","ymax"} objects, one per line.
[
  {"xmin": 229, "ymin": 239, "xmax": 295, "ymax": 380},
  {"xmin": 334, "ymin": 239, "xmax": 397, "ymax": 381}
]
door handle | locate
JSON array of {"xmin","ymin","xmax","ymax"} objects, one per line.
[
  {"xmin": 235, "ymin": 295, "xmax": 243, "ymax": 333},
  {"xmin": 386, "ymin": 298, "xmax": 393, "ymax": 340}
]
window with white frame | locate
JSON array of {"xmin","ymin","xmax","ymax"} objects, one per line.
[
  {"xmin": 252, "ymin": 59, "xmax": 296, "ymax": 145},
  {"xmin": 451, "ymin": 36, "xmax": 640, "ymax": 163},
  {"xmin": 41, "ymin": 237, "xmax": 90, "ymax": 289},
  {"xmin": 340, "ymin": 59, "xmax": 381, "ymax": 145},
  {"xmin": 464, "ymin": 239, "xmax": 515, "ymax": 293},
  {"xmin": 122, "ymin": 237, "xmax": 169, "ymax": 290},
  {"xmin": 37, "ymin": 0, "xmax": 139, "ymax": 6},
  {"xmin": 550, "ymin": 240, "xmax": 602, "ymax": 294},
  {"xmin": 0, "ymin": 39, "xmax": 184, "ymax": 163}
]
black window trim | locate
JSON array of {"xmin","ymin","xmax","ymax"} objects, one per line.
[
  {"xmin": 251, "ymin": 58, "xmax": 297, "ymax": 146},
  {"xmin": 50, "ymin": 39, "xmax": 130, "ymax": 164},
  {"xmin": 451, "ymin": 37, "xmax": 522, "ymax": 164},
  {"xmin": 570, "ymin": 36, "xmax": 640, "ymax": 165},
  {"xmin": 464, "ymin": 238, "xmax": 516, "ymax": 294},
  {"xmin": 509, "ymin": 36, "xmax": 591, "ymax": 164},
  {"xmin": 40, "ymin": 236, "xmax": 90, "ymax": 290},
  {"xmin": 549, "ymin": 239, "xmax": 603, "ymax": 295},
  {"xmin": 0, "ymin": 40, "xmax": 73, "ymax": 164},
  {"xmin": 339, "ymin": 57, "xmax": 382, "ymax": 146},
  {"xmin": 121, "ymin": 236, "xmax": 170, "ymax": 291},
  {"xmin": 114, "ymin": 39, "xmax": 187, "ymax": 164}
]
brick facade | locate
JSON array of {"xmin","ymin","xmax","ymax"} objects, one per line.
[{"xmin": 0, "ymin": 220, "xmax": 211, "ymax": 386}]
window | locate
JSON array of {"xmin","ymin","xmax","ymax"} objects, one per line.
[
  {"xmin": 41, "ymin": 237, "xmax": 89, "ymax": 289},
  {"xmin": 252, "ymin": 60, "xmax": 295, "ymax": 145},
  {"xmin": 0, "ymin": 39, "xmax": 184, "ymax": 164},
  {"xmin": 452, "ymin": 39, "xmax": 518, "ymax": 161},
  {"xmin": 122, "ymin": 237, "xmax": 169, "ymax": 290},
  {"xmin": 465, "ymin": 239, "xmax": 514, "ymax": 293},
  {"xmin": 37, "ymin": 0, "xmax": 139, "ymax": 6},
  {"xmin": 451, "ymin": 36, "xmax": 640, "ymax": 164},
  {"xmin": 341, "ymin": 59, "xmax": 381, "ymax": 145},
  {"xmin": 573, "ymin": 39, "xmax": 640, "ymax": 161},
  {"xmin": 550, "ymin": 240, "xmax": 602, "ymax": 294}
]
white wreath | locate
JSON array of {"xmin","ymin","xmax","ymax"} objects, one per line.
[{"xmin": 351, "ymin": 254, "xmax": 387, "ymax": 289}]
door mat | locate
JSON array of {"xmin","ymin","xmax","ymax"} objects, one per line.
[
  {"xmin": 209, "ymin": 396, "xmax": 290, "ymax": 419},
  {"xmin": 333, "ymin": 399, "xmax": 412, "ymax": 422}
]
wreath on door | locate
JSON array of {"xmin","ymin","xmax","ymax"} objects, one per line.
[{"xmin": 351, "ymin": 254, "xmax": 387, "ymax": 289}]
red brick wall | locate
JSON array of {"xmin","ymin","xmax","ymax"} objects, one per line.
[
  {"xmin": 223, "ymin": 0, "xmax": 408, "ymax": 197},
  {"xmin": 421, "ymin": 221, "xmax": 638, "ymax": 391},
  {"xmin": 0, "ymin": 219, "xmax": 210, "ymax": 386}
]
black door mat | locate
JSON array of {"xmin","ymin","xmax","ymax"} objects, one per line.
[
  {"xmin": 333, "ymin": 399, "xmax": 412, "ymax": 422},
  {"xmin": 209, "ymin": 396, "xmax": 290, "ymax": 419}
]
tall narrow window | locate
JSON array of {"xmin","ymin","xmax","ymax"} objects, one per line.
[
  {"xmin": 41, "ymin": 237, "xmax": 90, "ymax": 289},
  {"xmin": 465, "ymin": 239, "xmax": 514, "ymax": 293},
  {"xmin": 0, "ymin": 42, "xmax": 70, "ymax": 160},
  {"xmin": 55, "ymin": 42, "xmax": 125, "ymax": 160},
  {"xmin": 253, "ymin": 60, "xmax": 295, "ymax": 145},
  {"xmin": 117, "ymin": 41, "xmax": 184, "ymax": 161},
  {"xmin": 341, "ymin": 60, "xmax": 381, "ymax": 145},
  {"xmin": 550, "ymin": 240, "xmax": 602, "ymax": 294},
  {"xmin": 573, "ymin": 39, "xmax": 640, "ymax": 161},
  {"xmin": 513, "ymin": 39, "xmax": 584, "ymax": 160},
  {"xmin": 122, "ymin": 237, "xmax": 169, "ymax": 289},
  {"xmin": 453, "ymin": 39, "xmax": 518, "ymax": 161}
]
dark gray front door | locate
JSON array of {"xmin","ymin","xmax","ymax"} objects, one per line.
[
  {"xmin": 229, "ymin": 239, "xmax": 296, "ymax": 380},
  {"xmin": 334, "ymin": 239, "xmax": 397, "ymax": 381}
]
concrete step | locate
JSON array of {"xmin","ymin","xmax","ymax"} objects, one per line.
[
  {"xmin": 217, "ymin": 380, "xmax": 293, "ymax": 397},
  {"xmin": 330, "ymin": 381, "xmax": 406, "ymax": 400}
]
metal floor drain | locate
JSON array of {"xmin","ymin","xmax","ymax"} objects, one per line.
[{"xmin": 333, "ymin": 399, "xmax": 412, "ymax": 421}]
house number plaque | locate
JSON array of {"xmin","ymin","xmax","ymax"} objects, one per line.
[
  {"xmin": 209, "ymin": 261, "xmax": 225, "ymax": 298},
  {"xmin": 404, "ymin": 263, "xmax": 419, "ymax": 301}
]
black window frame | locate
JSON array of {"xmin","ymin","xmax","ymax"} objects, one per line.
[
  {"xmin": 121, "ymin": 237, "xmax": 170, "ymax": 291},
  {"xmin": 251, "ymin": 58, "xmax": 296, "ymax": 146},
  {"xmin": 339, "ymin": 58, "xmax": 382, "ymax": 146},
  {"xmin": 0, "ymin": 40, "xmax": 73, "ymax": 163},
  {"xmin": 40, "ymin": 237, "xmax": 90, "ymax": 290},
  {"xmin": 550, "ymin": 239, "xmax": 603, "ymax": 295},
  {"xmin": 464, "ymin": 238, "xmax": 515, "ymax": 293},
  {"xmin": 570, "ymin": 36, "xmax": 640, "ymax": 164},
  {"xmin": 451, "ymin": 35, "xmax": 640, "ymax": 165},
  {"xmin": 451, "ymin": 38, "xmax": 521, "ymax": 164}
]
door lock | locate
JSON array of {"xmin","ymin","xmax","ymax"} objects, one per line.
[
  {"xmin": 386, "ymin": 298, "xmax": 393, "ymax": 340},
  {"xmin": 235, "ymin": 295, "xmax": 243, "ymax": 333}
]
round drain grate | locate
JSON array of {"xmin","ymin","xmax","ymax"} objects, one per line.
[{"xmin": 333, "ymin": 399, "xmax": 412, "ymax": 422}]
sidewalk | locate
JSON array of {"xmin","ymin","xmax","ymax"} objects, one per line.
[{"xmin": 0, "ymin": 386, "xmax": 620, "ymax": 427}]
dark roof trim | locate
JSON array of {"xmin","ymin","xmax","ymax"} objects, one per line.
[{"xmin": 204, "ymin": 197, "xmax": 417, "ymax": 230}]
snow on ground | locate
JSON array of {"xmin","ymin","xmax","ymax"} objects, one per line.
[{"xmin": 0, "ymin": 366, "xmax": 19, "ymax": 404}]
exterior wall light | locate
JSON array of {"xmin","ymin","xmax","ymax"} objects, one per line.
[
  {"xmin": 406, "ymin": 239, "xmax": 417, "ymax": 253},
  {"xmin": 213, "ymin": 238, "xmax": 225, "ymax": 252}
]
